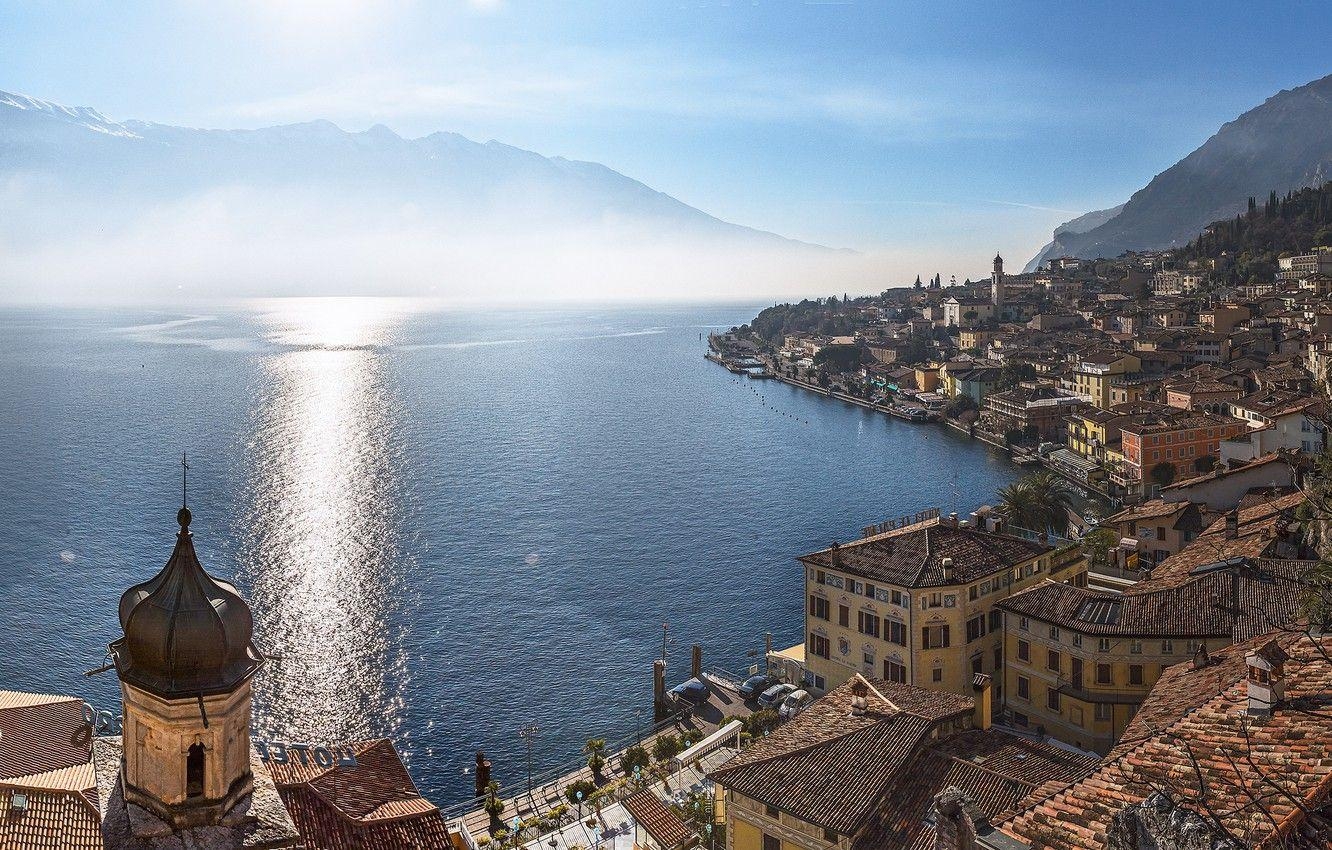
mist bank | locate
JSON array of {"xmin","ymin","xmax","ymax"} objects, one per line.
[{"xmin": 0, "ymin": 183, "xmax": 894, "ymax": 303}]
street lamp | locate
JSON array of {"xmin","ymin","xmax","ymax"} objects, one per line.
[{"xmin": 519, "ymin": 724, "xmax": 540, "ymax": 794}]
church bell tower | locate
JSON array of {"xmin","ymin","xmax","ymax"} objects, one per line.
[
  {"xmin": 991, "ymin": 252, "xmax": 1005, "ymax": 311},
  {"xmin": 110, "ymin": 505, "xmax": 266, "ymax": 829}
]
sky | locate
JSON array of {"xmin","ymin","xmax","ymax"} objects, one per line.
[{"xmin": 3, "ymin": 1, "xmax": 1332, "ymax": 288}]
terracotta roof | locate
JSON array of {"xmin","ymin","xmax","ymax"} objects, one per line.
[
  {"xmin": 996, "ymin": 561, "xmax": 1310, "ymax": 639},
  {"xmin": 1130, "ymin": 492, "xmax": 1305, "ymax": 592},
  {"xmin": 0, "ymin": 692, "xmax": 101, "ymax": 850},
  {"xmin": 624, "ymin": 789, "xmax": 698, "ymax": 849},
  {"xmin": 1160, "ymin": 451, "xmax": 1288, "ymax": 492},
  {"xmin": 268, "ymin": 739, "xmax": 454, "ymax": 849},
  {"xmin": 999, "ymin": 631, "xmax": 1332, "ymax": 849},
  {"xmin": 0, "ymin": 693, "xmax": 91, "ymax": 783},
  {"xmin": 710, "ymin": 678, "xmax": 974, "ymax": 834},
  {"xmin": 1102, "ymin": 499, "xmax": 1188, "ymax": 525},
  {"xmin": 0, "ymin": 786, "xmax": 103, "ymax": 850},
  {"xmin": 853, "ymin": 731, "xmax": 1097, "ymax": 850},
  {"xmin": 800, "ymin": 521, "xmax": 1051, "ymax": 589}
]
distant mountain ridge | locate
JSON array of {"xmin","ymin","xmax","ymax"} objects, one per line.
[
  {"xmin": 1028, "ymin": 72, "xmax": 1332, "ymax": 269},
  {"xmin": 0, "ymin": 89, "xmax": 824, "ymax": 251}
]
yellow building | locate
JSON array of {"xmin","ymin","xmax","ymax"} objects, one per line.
[
  {"xmin": 1071, "ymin": 351, "xmax": 1141, "ymax": 409},
  {"xmin": 995, "ymin": 557, "xmax": 1310, "ymax": 754},
  {"xmin": 710, "ymin": 677, "xmax": 1097, "ymax": 850},
  {"xmin": 799, "ymin": 512, "xmax": 1087, "ymax": 702},
  {"xmin": 958, "ymin": 328, "xmax": 989, "ymax": 351}
]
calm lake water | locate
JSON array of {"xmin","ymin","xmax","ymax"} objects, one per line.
[{"xmin": 0, "ymin": 299, "xmax": 1020, "ymax": 805}]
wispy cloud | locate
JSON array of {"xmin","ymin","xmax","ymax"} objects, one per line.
[{"xmin": 223, "ymin": 45, "xmax": 1040, "ymax": 139}]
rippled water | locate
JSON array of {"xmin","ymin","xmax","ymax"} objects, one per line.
[{"xmin": 0, "ymin": 299, "xmax": 1021, "ymax": 805}]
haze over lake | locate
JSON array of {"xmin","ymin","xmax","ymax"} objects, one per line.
[{"xmin": 0, "ymin": 299, "xmax": 1021, "ymax": 804}]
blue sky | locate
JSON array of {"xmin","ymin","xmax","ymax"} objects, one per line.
[{"xmin": 4, "ymin": 1, "xmax": 1332, "ymax": 276}]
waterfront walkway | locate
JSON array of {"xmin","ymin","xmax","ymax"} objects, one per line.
[{"xmin": 448, "ymin": 675, "xmax": 754, "ymax": 844}]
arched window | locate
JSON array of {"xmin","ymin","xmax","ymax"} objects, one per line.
[{"xmin": 186, "ymin": 743, "xmax": 205, "ymax": 798}]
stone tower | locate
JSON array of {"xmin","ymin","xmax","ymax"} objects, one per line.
[
  {"xmin": 110, "ymin": 506, "xmax": 266, "ymax": 829},
  {"xmin": 991, "ymin": 253, "xmax": 1005, "ymax": 310}
]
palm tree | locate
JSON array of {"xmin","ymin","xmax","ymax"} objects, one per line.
[
  {"xmin": 1025, "ymin": 471, "xmax": 1075, "ymax": 535},
  {"xmin": 584, "ymin": 738, "xmax": 607, "ymax": 778},
  {"xmin": 998, "ymin": 480, "xmax": 1040, "ymax": 531}
]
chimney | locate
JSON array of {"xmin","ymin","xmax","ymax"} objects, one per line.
[
  {"xmin": 1245, "ymin": 640, "xmax": 1289, "ymax": 717},
  {"xmin": 971, "ymin": 673, "xmax": 992, "ymax": 731},
  {"xmin": 941, "ymin": 557, "xmax": 954, "ymax": 582},
  {"xmin": 947, "ymin": 512, "xmax": 959, "ymax": 528},
  {"xmin": 1192, "ymin": 645, "xmax": 1211, "ymax": 670},
  {"xmin": 830, "ymin": 541, "xmax": 841, "ymax": 567},
  {"xmin": 849, "ymin": 677, "xmax": 869, "ymax": 717},
  {"xmin": 1225, "ymin": 509, "xmax": 1239, "ymax": 540},
  {"xmin": 932, "ymin": 787, "xmax": 979, "ymax": 850}
]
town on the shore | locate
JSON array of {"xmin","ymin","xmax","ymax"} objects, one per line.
[{"xmin": 6, "ymin": 189, "xmax": 1332, "ymax": 850}]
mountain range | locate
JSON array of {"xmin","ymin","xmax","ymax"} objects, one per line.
[{"xmin": 1028, "ymin": 72, "xmax": 1332, "ymax": 270}]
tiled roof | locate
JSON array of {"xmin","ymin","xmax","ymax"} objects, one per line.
[
  {"xmin": 799, "ymin": 521, "xmax": 1050, "ymax": 589},
  {"xmin": 1129, "ymin": 492, "xmax": 1305, "ymax": 592},
  {"xmin": 999, "ymin": 632, "xmax": 1332, "ymax": 849},
  {"xmin": 0, "ymin": 693, "xmax": 92, "ymax": 784},
  {"xmin": 0, "ymin": 692, "xmax": 101, "ymax": 850},
  {"xmin": 268, "ymin": 739, "xmax": 455, "ymax": 849},
  {"xmin": 1102, "ymin": 499, "xmax": 1188, "ymax": 525},
  {"xmin": 0, "ymin": 786, "xmax": 103, "ymax": 850},
  {"xmin": 624, "ymin": 789, "xmax": 697, "ymax": 849},
  {"xmin": 1160, "ymin": 451, "xmax": 1288, "ymax": 492},
  {"xmin": 854, "ymin": 731, "xmax": 1098, "ymax": 850},
  {"xmin": 710, "ymin": 678, "xmax": 974, "ymax": 834},
  {"xmin": 996, "ymin": 560, "xmax": 1310, "ymax": 639}
]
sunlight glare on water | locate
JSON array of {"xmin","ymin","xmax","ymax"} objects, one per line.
[{"xmin": 236, "ymin": 297, "xmax": 415, "ymax": 744}]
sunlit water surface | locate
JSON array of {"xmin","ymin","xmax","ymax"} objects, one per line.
[{"xmin": 0, "ymin": 299, "xmax": 1020, "ymax": 804}]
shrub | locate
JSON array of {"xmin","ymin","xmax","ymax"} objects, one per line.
[
  {"xmin": 620, "ymin": 744, "xmax": 650, "ymax": 776},
  {"xmin": 652, "ymin": 734, "xmax": 684, "ymax": 762},
  {"xmin": 565, "ymin": 779, "xmax": 596, "ymax": 805}
]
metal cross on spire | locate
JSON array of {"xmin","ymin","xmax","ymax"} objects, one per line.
[{"xmin": 182, "ymin": 451, "xmax": 189, "ymax": 508}]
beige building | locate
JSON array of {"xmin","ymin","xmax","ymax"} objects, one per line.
[
  {"xmin": 798, "ymin": 512, "xmax": 1086, "ymax": 702},
  {"xmin": 1071, "ymin": 351, "xmax": 1141, "ymax": 409},
  {"xmin": 711, "ymin": 676, "xmax": 1096, "ymax": 850}
]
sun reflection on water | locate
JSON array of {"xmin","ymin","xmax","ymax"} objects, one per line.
[{"xmin": 236, "ymin": 298, "xmax": 415, "ymax": 743}]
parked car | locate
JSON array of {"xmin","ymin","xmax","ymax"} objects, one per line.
[
  {"xmin": 738, "ymin": 674, "xmax": 776, "ymax": 699},
  {"xmin": 668, "ymin": 677, "xmax": 710, "ymax": 706},
  {"xmin": 757, "ymin": 682, "xmax": 796, "ymax": 708},
  {"xmin": 778, "ymin": 689, "xmax": 812, "ymax": 720}
]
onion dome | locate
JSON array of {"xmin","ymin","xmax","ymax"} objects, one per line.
[{"xmin": 111, "ymin": 507, "xmax": 265, "ymax": 699}]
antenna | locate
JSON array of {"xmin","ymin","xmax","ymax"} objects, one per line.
[{"xmin": 182, "ymin": 452, "xmax": 190, "ymax": 509}]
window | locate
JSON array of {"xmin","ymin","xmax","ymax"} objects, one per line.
[
  {"xmin": 824, "ymin": 829, "xmax": 838, "ymax": 843},
  {"xmin": 857, "ymin": 611, "xmax": 880, "ymax": 639},
  {"xmin": 1097, "ymin": 663, "xmax": 1112, "ymax": 685},
  {"xmin": 1049, "ymin": 625, "xmax": 1060, "ymax": 640},
  {"xmin": 932, "ymin": 667, "xmax": 943, "ymax": 683},
  {"xmin": 1071, "ymin": 658, "xmax": 1083, "ymax": 688},
  {"xmin": 1130, "ymin": 640, "xmax": 1142, "ymax": 655},
  {"xmin": 891, "ymin": 590, "xmax": 905, "ymax": 606},
  {"xmin": 1046, "ymin": 689, "xmax": 1061, "ymax": 712},
  {"xmin": 762, "ymin": 831, "xmax": 781, "ymax": 850},
  {"xmin": 993, "ymin": 646, "xmax": 1002, "ymax": 670},
  {"xmin": 187, "ymin": 743, "xmax": 205, "ymax": 798},
  {"xmin": 969, "ymin": 585, "xmax": 978, "ymax": 601},
  {"xmin": 808, "ymin": 595, "xmax": 830, "ymax": 621},
  {"xmin": 816, "ymin": 569, "xmax": 825, "ymax": 584},
  {"xmin": 929, "ymin": 592, "xmax": 942, "ymax": 608},
  {"xmin": 989, "ymin": 610, "xmax": 1002, "ymax": 632},
  {"xmin": 971, "ymin": 655, "xmax": 983, "ymax": 675},
  {"xmin": 865, "ymin": 583, "xmax": 875, "ymax": 599},
  {"xmin": 884, "ymin": 659, "xmax": 907, "ymax": 683},
  {"xmin": 764, "ymin": 805, "xmax": 779, "ymax": 819},
  {"xmin": 1019, "ymin": 617, "xmax": 1030, "ymax": 631},
  {"xmin": 852, "ymin": 581, "xmax": 864, "ymax": 595},
  {"xmin": 922, "ymin": 625, "xmax": 951, "ymax": 649},
  {"xmin": 889, "ymin": 618, "xmax": 911, "ymax": 644},
  {"xmin": 1047, "ymin": 649, "xmax": 1061, "ymax": 673},
  {"xmin": 1017, "ymin": 676, "xmax": 1030, "ymax": 700},
  {"xmin": 1072, "ymin": 633, "xmax": 1082, "ymax": 648},
  {"xmin": 863, "ymin": 651, "xmax": 875, "ymax": 667},
  {"xmin": 838, "ymin": 605, "xmax": 849, "ymax": 627},
  {"xmin": 1161, "ymin": 640, "xmax": 1174, "ymax": 655},
  {"xmin": 1098, "ymin": 638, "xmax": 1111, "ymax": 653},
  {"xmin": 966, "ymin": 615, "xmax": 986, "ymax": 643},
  {"xmin": 1129, "ymin": 665, "xmax": 1144, "ymax": 685},
  {"xmin": 809, "ymin": 633, "xmax": 830, "ymax": 659}
]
